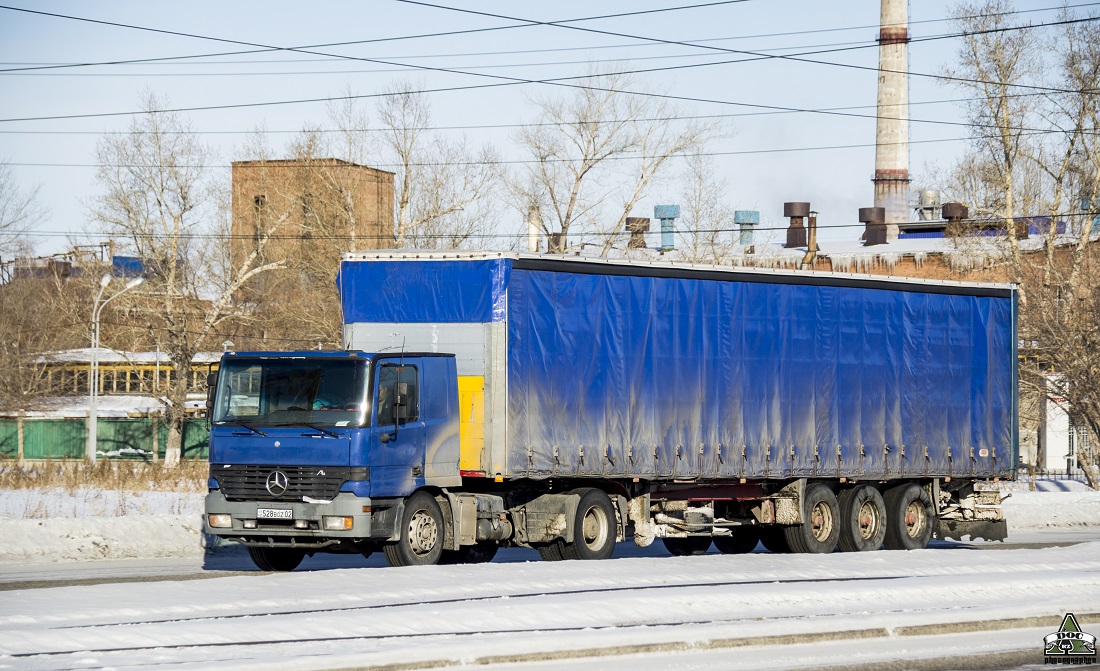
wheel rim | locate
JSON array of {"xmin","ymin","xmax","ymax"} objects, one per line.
[
  {"xmin": 857, "ymin": 500, "xmax": 880, "ymax": 541},
  {"xmin": 904, "ymin": 500, "xmax": 927, "ymax": 539},
  {"xmin": 581, "ymin": 505, "xmax": 609, "ymax": 550},
  {"xmin": 811, "ymin": 501, "xmax": 834, "ymax": 543},
  {"xmin": 407, "ymin": 509, "xmax": 439, "ymax": 556}
]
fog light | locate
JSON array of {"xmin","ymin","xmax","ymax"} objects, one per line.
[
  {"xmin": 294, "ymin": 520, "xmax": 309, "ymax": 529},
  {"xmin": 243, "ymin": 519, "xmax": 257, "ymax": 529},
  {"xmin": 208, "ymin": 514, "xmax": 232, "ymax": 528},
  {"xmin": 323, "ymin": 516, "xmax": 353, "ymax": 531}
]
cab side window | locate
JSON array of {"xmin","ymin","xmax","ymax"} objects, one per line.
[{"xmin": 376, "ymin": 364, "xmax": 419, "ymax": 425}]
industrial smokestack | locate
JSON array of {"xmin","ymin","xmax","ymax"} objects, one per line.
[{"xmin": 872, "ymin": 0, "xmax": 910, "ymax": 243}]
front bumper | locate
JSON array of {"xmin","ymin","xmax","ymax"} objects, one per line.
[{"xmin": 204, "ymin": 490, "xmax": 390, "ymax": 548}]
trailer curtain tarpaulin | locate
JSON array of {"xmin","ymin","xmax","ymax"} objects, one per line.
[
  {"xmin": 338, "ymin": 255, "xmax": 1017, "ymax": 481},
  {"xmin": 504, "ymin": 265, "xmax": 1015, "ymax": 480}
]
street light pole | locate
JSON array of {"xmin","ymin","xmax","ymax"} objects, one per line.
[{"xmin": 86, "ymin": 274, "xmax": 145, "ymax": 465}]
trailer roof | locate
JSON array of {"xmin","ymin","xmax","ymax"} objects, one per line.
[{"xmin": 341, "ymin": 250, "xmax": 1015, "ymax": 298}]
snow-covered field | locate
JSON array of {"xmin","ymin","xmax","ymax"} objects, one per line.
[{"xmin": 0, "ymin": 481, "xmax": 1098, "ymax": 670}]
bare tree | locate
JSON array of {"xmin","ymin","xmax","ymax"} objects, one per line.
[
  {"xmin": 377, "ymin": 82, "xmax": 499, "ymax": 249},
  {"xmin": 0, "ymin": 161, "xmax": 46, "ymax": 257},
  {"xmin": 92, "ymin": 93, "xmax": 285, "ymax": 468},
  {"xmin": 512, "ymin": 70, "xmax": 642, "ymax": 254},
  {"xmin": 674, "ymin": 153, "xmax": 738, "ymax": 263},
  {"xmin": 511, "ymin": 69, "xmax": 719, "ymax": 255},
  {"xmin": 942, "ymin": 0, "xmax": 1039, "ymax": 303},
  {"xmin": 943, "ymin": 3, "xmax": 1100, "ymax": 487}
]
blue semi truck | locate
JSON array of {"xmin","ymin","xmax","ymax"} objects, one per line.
[{"xmin": 204, "ymin": 252, "xmax": 1017, "ymax": 570}]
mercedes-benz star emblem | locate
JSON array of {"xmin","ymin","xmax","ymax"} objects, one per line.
[{"xmin": 265, "ymin": 470, "xmax": 289, "ymax": 496}]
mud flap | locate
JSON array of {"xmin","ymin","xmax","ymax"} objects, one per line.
[{"xmin": 934, "ymin": 518, "xmax": 1008, "ymax": 542}]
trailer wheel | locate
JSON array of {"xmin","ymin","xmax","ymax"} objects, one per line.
[
  {"xmin": 883, "ymin": 483, "xmax": 934, "ymax": 550},
  {"xmin": 713, "ymin": 527, "xmax": 761, "ymax": 554},
  {"xmin": 559, "ymin": 488, "xmax": 617, "ymax": 560},
  {"xmin": 383, "ymin": 491, "xmax": 445, "ymax": 567},
  {"xmin": 783, "ymin": 483, "xmax": 840, "ymax": 553},
  {"xmin": 759, "ymin": 527, "xmax": 791, "ymax": 553},
  {"xmin": 440, "ymin": 542, "xmax": 499, "ymax": 565},
  {"xmin": 247, "ymin": 546, "xmax": 305, "ymax": 572},
  {"xmin": 838, "ymin": 485, "xmax": 887, "ymax": 552},
  {"xmin": 662, "ymin": 537, "xmax": 712, "ymax": 556}
]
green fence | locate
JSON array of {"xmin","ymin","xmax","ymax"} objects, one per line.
[{"xmin": 0, "ymin": 417, "xmax": 209, "ymax": 461}]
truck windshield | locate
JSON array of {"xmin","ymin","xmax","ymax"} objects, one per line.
[{"xmin": 211, "ymin": 358, "xmax": 370, "ymax": 429}]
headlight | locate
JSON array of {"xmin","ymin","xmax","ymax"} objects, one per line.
[
  {"xmin": 208, "ymin": 514, "xmax": 232, "ymax": 528},
  {"xmin": 323, "ymin": 516, "xmax": 353, "ymax": 531}
]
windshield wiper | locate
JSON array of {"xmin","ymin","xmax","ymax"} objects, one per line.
[
  {"xmin": 221, "ymin": 419, "xmax": 268, "ymax": 436},
  {"xmin": 274, "ymin": 422, "xmax": 340, "ymax": 438}
]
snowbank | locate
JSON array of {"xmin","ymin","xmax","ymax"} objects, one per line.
[{"xmin": 0, "ymin": 487, "xmax": 1097, "ymax": 564}]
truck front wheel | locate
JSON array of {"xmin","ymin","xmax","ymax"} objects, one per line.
[
  {"xmin": 384, "ymin": 492, "xmax": 445, "ymax": 567},
  {"xmin": 838, "ymin": 485, "xmax": 887, "ymax": 552},
  {"xmin": 783, "ymin": 483, "xmax": 840, "ymax": 553},
  {"xmin": 559, "ymin": 488, "xmax": 616, "ymax": 560},
  {"xmin": 883, "ymin": 483, "xmax": 934, "ymax": 550},
  {"xmin": 247, "ymin": 546, "xmax": 305, "ymax": 572}
]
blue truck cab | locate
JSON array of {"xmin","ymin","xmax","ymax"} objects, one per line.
[{"xmin": 204, "ymin": 350, "xmax": 462, "ymax": 570}]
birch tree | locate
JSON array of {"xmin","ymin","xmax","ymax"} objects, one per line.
[
  {"xmin": 92, "ymin": 93, "xmax": 285, "ymax": 468},
  {"xmin": 377, "ymin": 82, "xmax": 498, "ymax": 248}
]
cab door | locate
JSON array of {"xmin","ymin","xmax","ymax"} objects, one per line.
[{"xmin": 369, "ymin": 361, "xmax": 426, "ymax": 497}]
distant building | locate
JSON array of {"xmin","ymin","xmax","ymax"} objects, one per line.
[
  {"xmin": 230, "ymin": 158, "xmax": 395, "ymax": 273},
  {"xmin": 37, "ymin": 348, "xmax": 220, "ymax": 399}
]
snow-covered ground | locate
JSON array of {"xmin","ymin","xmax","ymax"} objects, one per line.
[
  {"xmin": 1, "ymin": 479, "xmax": 1097, "ymax": 564},
  {"xmin": 0, "ymin": 481, "xmax": 1098, "ymax": 670}
]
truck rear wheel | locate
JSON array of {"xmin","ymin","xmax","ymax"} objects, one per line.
[
  {"xmin": 247, "ymin": 546, "xmax": 305, "ymax": 572},
  {"xmin": 440, "ymin": 542, "xmax": 499, "ymax": 564},
  {"xmin": 559, "ymin": 488, "xmax": 616, "ymax": 560},
  {"xmin": 536, "ymin": 541, "xmax": 565, "ymax": 561},
  {"xmin": 384, "ymin": 491, "xmax": 445, "ymax": 567},
  {"xmin": 783, "ymin": 483, "xmax": 840, "ymax": 553},
  {"xmin": 663, "ymin": 537, "xmax": 712, "ymax": 556},
  {"xmin": 838, "ymin": 485, "xmax": 887, "ymax": 552},
  {"xmin": 713, "ymin": 527, "xmax": 760, "ymax": 554},
  {"xmin": 883, "ymin": 483, "xmax": 934, "ymax": 550}
]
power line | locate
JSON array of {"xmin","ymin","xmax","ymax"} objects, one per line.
[
  {"xmin": 393, "ymin": 0, "xmax": 1100, "ymax": 93},
  {"xmin": 0, "ymin": 88, "xmax": 1068, "ymax": 137},
  {"xmin": 4, "ymin": 129, "xmax": 1092, "ymax": 170},
  {"xmin": 0, "ymin": 1, "xmax": 750, "ymax": 74},
  {"xmin": 0, "ymin": 8, "xmax": 1095, "ymax": 125},
  {"xmin": 26, "ymin": 210, "xmax": 1098, "ymax": 242},
  {"xmin": 3, "ymin": 1, "xmax": 1094, "ymax": 73}
]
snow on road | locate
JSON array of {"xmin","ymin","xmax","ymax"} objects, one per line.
[
  {"xmin": 1, "ymin": 541, "xmax": 1098, "ymax": 670},
  {"xmin": 0, "ymin": 481, "xmax": 1098, "ymax": 669}
]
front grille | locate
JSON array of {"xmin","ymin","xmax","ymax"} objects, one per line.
[{"xmin": 213, "ymin": 464, "xmax": 368, "ymax": 502}]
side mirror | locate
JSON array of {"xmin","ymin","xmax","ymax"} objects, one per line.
[{"xmin": 205, "ymin": 372, "xmax": 218, "ymax": 410}]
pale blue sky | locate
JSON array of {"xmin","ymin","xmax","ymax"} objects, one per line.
[{"xmin": 0, "ymin": 0, "xmax": 1082, "ymax": 254}]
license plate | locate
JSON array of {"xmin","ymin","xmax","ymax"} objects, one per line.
[{"xmin": 257, "ymin": 508, "xmax": 293, "ymax": 520}]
